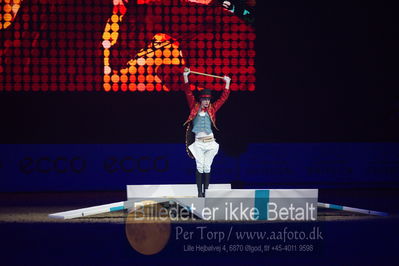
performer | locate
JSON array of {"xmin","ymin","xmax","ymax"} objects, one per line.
[{"xmin": 182, "ymin": 68, "xmax": 231, "ymax": 197}]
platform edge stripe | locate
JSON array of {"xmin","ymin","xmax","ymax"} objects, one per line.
[
  {"xmin": 110, "ymin": 206, "xmax": 125, "ymax": 212},
  {"xmin": 254, "ymin": 189, "xmax": 269, "ymax": 220},
  {"xmin": 329, "ymin": 204, "xmax": 344, "ymax": 210}
]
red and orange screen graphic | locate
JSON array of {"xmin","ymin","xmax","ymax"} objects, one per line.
[{"xmin": 0, "ymin": 0, "xmax": 255, "ymax": 92}]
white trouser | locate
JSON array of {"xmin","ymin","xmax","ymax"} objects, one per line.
[{"xmin": 188, "ymin": 140, "xmax": 219, "ymax": 173}]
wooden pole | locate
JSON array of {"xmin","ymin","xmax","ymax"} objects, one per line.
[{"xmin": 184, "ymin": 68, "xmax": 225, "ymax": 79}]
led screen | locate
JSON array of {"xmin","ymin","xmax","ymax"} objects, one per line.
[{"xmin": 0, "ymin": 0, "xmax": 256, "ymax": 92}]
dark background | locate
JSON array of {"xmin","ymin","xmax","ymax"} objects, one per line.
[{"xmin": 0, "ymin": 1, "xmax": 397, "ymax": 147}]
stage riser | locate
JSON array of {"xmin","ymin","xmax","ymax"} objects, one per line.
[
  {"xmin": 49, "ymin": 185, "xmax": 318, "ymax": 221},
  {"xmin": 205, "ymin": 189, "xmax": 318, "ymax": 221}
]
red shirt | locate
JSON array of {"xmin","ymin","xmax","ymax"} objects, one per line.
[{"xmin": 183, "ymin": 84, "xmax": 230, "ymax": 130}]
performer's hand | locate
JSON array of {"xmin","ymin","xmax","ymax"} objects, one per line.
[
  {"xmin": 222, "ymin": 1, "xmax": 234, "ymax": 12},
  {"xmin": 223, "ymin": 76, "xmax": 231, "ymax": 90},
  {"xmin": 183, "ymin": 67, "xmax": 190, "ymax": 83},
  {"xmin": 183, "ymin": 67, "xmax": 191, "ymax": 75}
]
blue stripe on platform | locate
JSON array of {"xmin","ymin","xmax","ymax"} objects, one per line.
[
  {"xmin": 110, "ymin": 206, "xmax": 124, "ymax": 212},
  {"xmin": 255, "ymin": 190, "xmax": 269, "ymax": 220},
  {"xmin": 329, "ymin": 204, "xmax": 343, "ymax": 210}
]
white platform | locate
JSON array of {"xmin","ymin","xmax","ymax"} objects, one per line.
[
  {"xmin": 49, "ymin": 184, "xmax": 318, "ymax": 221},
  {"xmin": 205, "ymin": 189, "xmax": 318, "ymax": 221},
  {"xmin": 48, "ymin": 201, "xmax": 127, "ymax": 219}
]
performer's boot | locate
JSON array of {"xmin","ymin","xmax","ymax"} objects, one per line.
[
  {"xmin": 203, "ymin": 172, "xmax": 211, "ymax": 197},
  {"xmin": 196, "ymin": 170, "xmax": 203, "ymax": 197}
]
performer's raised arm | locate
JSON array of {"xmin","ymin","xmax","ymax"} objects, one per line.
[
  {"xmin": 183, "ymin": 67, "xmax": 196, "ymax": 110},
  {"xmin": 212, "ymin": 76, "xmax": 231, "ymax": 112}
]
